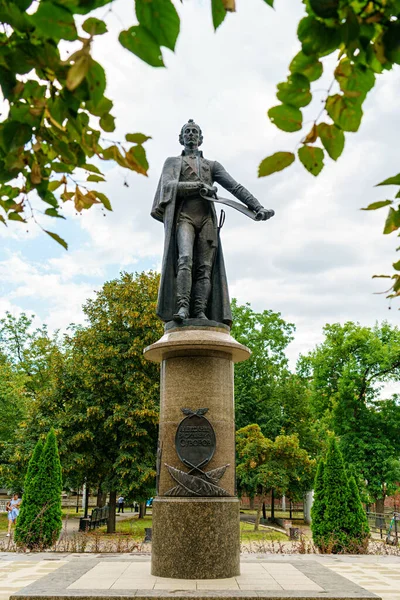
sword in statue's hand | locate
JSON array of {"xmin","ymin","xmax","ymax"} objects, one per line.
[{"xmin": 199, "ymin": 187, "xmax": 275, "ymax": 222}]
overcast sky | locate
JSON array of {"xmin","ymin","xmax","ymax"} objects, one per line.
[{"xmin": 1, "ymin": 0, "xmax": 400, "ymax": 377}]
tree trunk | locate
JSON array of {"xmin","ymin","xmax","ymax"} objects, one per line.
[
  {"xmin": 97, "ymin": 486, "xmax": 107, "ymax": 508},
  {"xmin": 254, "ymin": 496, "xmax": 264, "ymax": 531},
  {"xmin": 107, "ymin": 490, "xmax": 117, "ymax": 533},
  {"xmin": 262, "ymin": 501, "xmax": 267, "ymax": 520},
  {"xmin": 375, "ymin": 497, "xmax": 385, "ymax": 515},
  {"xmin": 84, "ymin": 484, "xmax": 89, "ymax": 518},
  {"xmin": 139, "ymin": 501, "xmax": 146, "ymax": 519},
  {"xmin": 271, "ymin": 489, "xmax": 275, "ymax": 520},
  {"xmin": 249, "ymin": 497, "xmax": 255, "ymax": 510}
]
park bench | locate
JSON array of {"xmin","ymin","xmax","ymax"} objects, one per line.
[{"xmin": 79, "ymin": 505, "xmax": 109, "ymax": 532}]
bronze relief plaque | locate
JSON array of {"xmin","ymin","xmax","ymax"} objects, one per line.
[{"xmin": 175, "ymin": 410, "xmax": 216, "ymax": 469}]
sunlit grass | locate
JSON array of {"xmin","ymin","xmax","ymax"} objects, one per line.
[{"xmin": 239, "ymin": 521, "xmax": 287, "ymax": 542}]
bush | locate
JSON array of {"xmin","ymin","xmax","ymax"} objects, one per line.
[
  {"xmin": 323, "ymin": 437, "xmax": 351, "ymax": 552},
  {"xmin": 15, "ymin": 429, "xmax": 62, "ymax": 549},
  {"xmin": 311, "ymin": 437, "xmax": 370, "ymax": 553},
  {"xmin": 347, "ymin": 475, "xmax": 370, "ymax": 552},
  {"xmin": 310, "ymin": 459, "xmax": 326, "ymax": 548},
  {"xmin": 14, "ymin": 439, "xmax": 43, "ymax": 545}
]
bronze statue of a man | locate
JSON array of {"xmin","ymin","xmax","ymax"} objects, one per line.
[{"xmin": 151, "ymin": 119, "xmax": 274, "ymax": 326}]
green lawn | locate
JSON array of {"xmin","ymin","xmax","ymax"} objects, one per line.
[
  {"xmin": 240, "ymin": 521, "xmax": 288, "ymax": 542},
  {"xmin": 96, "ymin": 515, "xmax": 152, "ymax": 540},
  {"xmin": 0, "ymin": 513, "xmax": 8, "ymax": 533}
]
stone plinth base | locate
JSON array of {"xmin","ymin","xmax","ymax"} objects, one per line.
[{"xmin": 151, "ymin": 497, "xmax": 240, "ymax": 579}]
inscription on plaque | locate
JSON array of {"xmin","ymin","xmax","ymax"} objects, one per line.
[{"xmin": 175, "ymin": 413, "xmax": 216, "ymax": 468}]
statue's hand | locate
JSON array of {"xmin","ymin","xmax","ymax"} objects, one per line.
[
  {"xmin": 255, "ymin": 207, "xmax": 275, "ymax": 221},
  {"xmin": 200, "ymin": 184, "xmax": 218, "ymax": 198}
]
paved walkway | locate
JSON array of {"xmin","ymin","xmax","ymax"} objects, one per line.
[{"xmin": 1, "ymin": 554, "xmax": 400, "ymax": 599}]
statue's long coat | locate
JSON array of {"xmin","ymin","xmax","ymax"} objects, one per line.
[{"xmin": 151, "ymin": 154, "xmax": 233, "ymax": 325}]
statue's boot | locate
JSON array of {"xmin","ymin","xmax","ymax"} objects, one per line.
[
  {"xmin": 173, "ymin": 256, "xmax": 192, "ymax": 322},
  {"xmin": 193, "ymin": 265, "xmax": 212, "ymax": 320}
]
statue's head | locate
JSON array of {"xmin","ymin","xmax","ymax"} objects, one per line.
[{"xmin": 179, "ymin": 119, "xmax": 203, "ymax": 148}]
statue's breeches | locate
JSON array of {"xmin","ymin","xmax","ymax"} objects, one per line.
[{"xmin": 176, "ymin": 214, "xmax": 217, "ymax": 316}]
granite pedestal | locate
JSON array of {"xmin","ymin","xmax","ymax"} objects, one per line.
[{"xmin": 144, "ymin": 323, "xmax": 251, "ymax": 579}]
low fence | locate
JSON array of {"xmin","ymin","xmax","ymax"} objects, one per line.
[{"xmin": 366, "ymin": 511, "xmax": 400, "ymax": 542}]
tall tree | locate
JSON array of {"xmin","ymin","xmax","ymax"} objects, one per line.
[
  {"xmin": 0, "ymin": 315, "xmax": 66, "ymax": 490},
  {"xmin": 236, "ymin": 424, "xmax": 315, "ymax": 530},
  {"xmin": 230, "ymin": 299, "xmax": 295, "ymax": 435},
  {"xmin": 60, "ymin": 271, "xmax": 163, "ymax": 531},
  {"xmin": 299, "ymin": 321, "xmax": 400, "ymax": 512},
  {"xmin": 0, "ymin": 353, "xmax": 27, "ymax": 486}
]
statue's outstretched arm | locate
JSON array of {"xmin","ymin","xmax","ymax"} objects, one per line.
[{"xmin": 213, "ymin": 161, "xmax": 262, "ymax": 212}]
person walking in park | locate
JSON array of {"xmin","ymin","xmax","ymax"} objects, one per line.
[
  {"xmin": 6, "ymin": 493, "xmax": 21, "ymax": 537},
  {"xmin": 117, "ymin": 495, "xmax": 124, "ymax": 514}
]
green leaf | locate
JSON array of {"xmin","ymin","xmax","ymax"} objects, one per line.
[
  {"xmin": 8, "ymin": 211, "xmax": 26, "ymax": 222},
  {"xmin": 119, "ymin": 26, "xmax": 164, "ymax": 68},
  {"xmin": 383, "ymin": 207, "xmax": 400, "ymax": 234},
  {"xmin": 87, "ymin": 174, "xmax": 105, "ymax": 182},
  {"xmin": 0, "ymin": 66, "xmax": 17, "ymax": 100},
  {"xmin": 44, "ymin": 230, "xmax": 68, "ymax": 249},
  {"xmin": 263, "ymin": 0, "xmax": 274, "ymax": 5},
  {"xmin": 289, "ymin": 51, "xmax": 323, "ymax": 82},
  {"xmin": 376, "ymin": 174, "xmax": 400, "ymax": 186},
  {"xmin": 99, "ymin": 113, "xmax": 115, "ymax": 132},
  {"xmin": 393, "ymin": 260, "xmax": 400, "ymax": 271},
  {"xmin": 309, "ymin": 0, "xmax": 339, "ymax": 18},
  {"xmin": 52, "ymin": 162, "xmax": 75, "ymax": 173},
  {"xmin": 258, "ymin": 152, "xmax": 295, "ymax": 177},
  {"xmin": 125, "ymin": 133, "xmax": 152, "ymax": 144},
  {"xmin": 326, "ymin": 95, "xmax": 363, "ymax": 132},
  {"xmin": 83, "ymin": 163, "xmax": 103, "ymax": 174},
  {"xmin": 342, "ymin": 7, "xmax": 360, "ymax": 45},
  {"xmin": 66, "ymin": 55, "xmax": 90, "ymax": 91},
  {"xmin": 335, "ymin": 59, "xmax": 375, "ymax": 102},
  {"xmin": 317, "ymin": 123, "xmax": 345, "ymax": 161},
  {"xmin": 30, "ymin": 2, "xmax": 77, "ymax": 41},
  {"xmin": 125, "ymin": 145, "xmax": 149, "ymax": 175},
  {"xmin": 298, "ymin": 16, "xmax": 341, "ymax": 57},
  {"xmin": 86, "ymin": 96, "xmax": 113, "ymax": 117},
  {"xmin": 361, "ymin": 200, "xmax": 393, "ymax": 211},
  {"xmin": 135, "ymin": 0, "xmax": 180, "ymax": 51},
  {"xmin": 92, "ymin": 190, "xmax": 112, "ymax": 211},
  {"xmin": 86, "ymin": 60, "xmax": 106, "ymax": 106},
  {"xmin": 298, "ymin": 146, "xmax": 324, "ymax": 176},
  {"xmin": 82, "ymin": 17, "xmax": 107, "ymax": 36},
  {"xmin": 45, "ymin": 208, "xmax": 65, "ymax": 219},
  {"xmin": 383, "ymin": 22, "xmax": 400, "ymax": 64},
  {"xmin": 212, "ymin": 0, "xmax": 226, "ymax": 30},
  {"xmin": 268, "ymin": 104, "xmax": 302, "ymax": 132},
  {"xmin": 276, "ymin": 74, "xmax": 311, "ymax": 108},
  {"xmin": 0, "ymin": 121, "xmax": 31, "ymax": 150},
  {"xmin": 48, "ymin": 180, "xmax": 63, "ymax": 192}
]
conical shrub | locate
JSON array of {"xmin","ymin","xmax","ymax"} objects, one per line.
[
  {"xmin": 310, "ymin": 459, "xmax": 327, "ymax": 549},
  {"xmin": 347, "ymin": 475, "xmax": 370, "ymax": 552},
  {"xmin": 15, "ymin": 429, "xmax": 62, "ymax": 549},
  {"xmin": 14, "ymin": 439, "xmax": 43, "ymax": 545},
  {"xmin": 323, "ymin": 437, "xmax": 351, "ymax": 553}
]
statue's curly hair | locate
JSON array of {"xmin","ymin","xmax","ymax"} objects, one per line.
[{"xmin": 179, "ymin": 119, "xmax": 203, "ymax": 146}]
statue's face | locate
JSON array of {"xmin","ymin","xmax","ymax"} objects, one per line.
[{"xmin": 182, "ymin": 124, "xmax": 200, "ymax": 149}]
